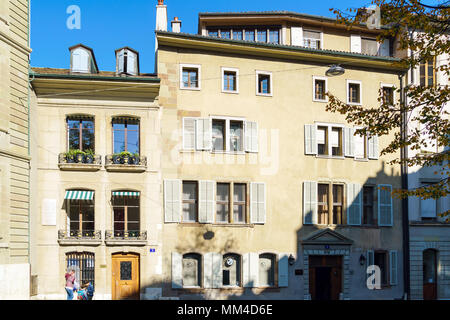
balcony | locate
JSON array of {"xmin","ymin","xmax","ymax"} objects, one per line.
[
  {"xmin": 104, "ymin": 230, "xmax": 148, "ymax": 246},
  {"xmin": 58, "ymin": 152, "xmax": 102, "ymax": 171},
  {"xmin": 57, "ymin": 230, "xmax": 102, "ymax": 246},
  {"xmin": 105, "ymin": 154, "xmax": 147, "ymax": 172}
]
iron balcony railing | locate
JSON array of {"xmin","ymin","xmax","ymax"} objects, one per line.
[
  {"xmin": 58, "ymin": 230, "xmax": 102, "ymax": 240},
  {"xmin": 105, "ymin": 230, "xmax": 147, "ymax": 241},
  {"xmin": 59, "ymin": 153, "xmax": 102, "ymax": 165},
  {"xmin": 105, "ymin": 154, "xmax": 147, "ymax": 166}
]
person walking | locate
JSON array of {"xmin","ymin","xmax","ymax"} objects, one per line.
[{"xmin": 64, "ymin": 268, "xmax": 76, "ymax": 300}]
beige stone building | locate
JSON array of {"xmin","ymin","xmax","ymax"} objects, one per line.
[
  {"xmin": 155, "ymin": 5, "xmax": 408, "ymax": 300},
  {"xmin": 0, "ymin": 0, "xmax": 32, "ymax": 299},
  {"xmin": 30, "ymin": 44, "xmax": 163, "ymax": 299}
]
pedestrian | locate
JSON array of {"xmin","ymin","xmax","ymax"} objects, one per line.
[
  {"xmin": 86, "ymin": 281, "xmax": 95, "ymax": 300},
  {"xmin": 64, "ymin": 268, "xmax": 76, "ymax": 300}
]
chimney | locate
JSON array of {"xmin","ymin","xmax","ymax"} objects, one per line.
[
  {"xmin": 155, "ymin": 0, "xmax": 167, "ymax": 32},
  {"xmin": 171, "ymin": 17, "xmax": 182, "ymax": 33}
]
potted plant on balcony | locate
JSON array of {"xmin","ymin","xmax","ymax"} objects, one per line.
[
  {"xmin": 131, "ymin": 152, "xmax": 140, "ymax": 165},
  {"xmin": 64, "ymin": 149, "xmax": 83, "ymax": 163},
  {"xmin": 84, "ymin": 149, "xmax": 95, "ymax": 164},
  {"xmin": 119, "ymin": 151, "xmax": 132, "ymax": 164}
]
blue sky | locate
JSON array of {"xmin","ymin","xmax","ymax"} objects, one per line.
[{"xmin": 31, "ymin": 0, "xmax": 370, "ymax": 73}]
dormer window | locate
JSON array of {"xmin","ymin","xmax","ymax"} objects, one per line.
[
  {"xmin": 116, "ymin": 47, "xmax": 139, "ymax": 76},
  {"xmin": 69, "ymin": 44, "xmax": 98, "ymax": 74}
]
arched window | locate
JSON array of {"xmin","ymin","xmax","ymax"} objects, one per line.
[
  {"xmin": 182, "ymin": 253, "xmax": 202, "ymax": 287},
  {"xmin": 66, "ymin": 115, "xmax": 95, "ymax": 152},
  {"xmin": 259, "ymin": 253, "xmax": 275, "ymax": 287},
  {"xmin": 223, "ymin": 253, "xmax": 241, "ymax": 287},
  {"xmin": 66, "ymin": 252, "xmax": 95, "ymax": 287},
  {"xmin": 112, "ymin": 117, "xmax": 140, "ymax": 155}
]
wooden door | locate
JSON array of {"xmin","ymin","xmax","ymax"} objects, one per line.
[
  {"xmin": 423, "ymin": 249, "xmax": 438, "ymax": 300},
  {"xmin": 309, "ymin": 255, "xmax": 342, "ymax": 300},
  {"xmin": 330, "ymin": 266, "xmax": 342, "ymax": 300},
  {"xmin": 112, "ymin": 253, "xmax": 140, "ymax": 300}
]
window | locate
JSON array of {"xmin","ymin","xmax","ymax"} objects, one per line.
[
  {"xmin": 363, "ymin": 186, "xmax": 376, "ymax": 225},
  {"xmin": 67, "ymin": 116, "xmax": 95, "ymax": 152},
  {"xmin": 421, "ymin": 183, "xmax": 437, "ymax": 220},
  {"xmin": 256, "ymin": 71, "xmax": 272, "ymax": 96},
  {"xmin": 206, "ymin": 27, "xmax": 280, "ymax": 44},
  {"xmin": 361, "ymin": 37, "xmax": 378, "ymax": 55},
  {"xmin": 313, "ymin": 77, "xmax": 327, "ymax": 102},
  {"xmin": 212, "ymin": 119, "xmax": 226, "ymax": 151},
  {"xmin": 268, "ymin": 29, "xmax": 279, "ymax": 44},
  {"xmin": 208, "ymin": 29, "xmax": 219, "ymax": 38},
  {"xmin": 212, "ymin": 118, "xmax": 244, "ymax": 152},
  {"xmin": 259, "ymin": 253, "xmax": 275, "ymax": 287},
  {"xmin": 381, "ymin": 86, "xmax": 394, "ymax": 105},
  {"xmin": 233, "ymin": 30, "xmax": 243, "ymax": 40},
  {"xmin": 221, "ymin": 29, "xmax": 231, "ymax": 39},
  {"xmin": 67, "ymin": 197, "xmax": 95, "ymax": 237},
  {"xmin": 316, "ymin": 124, "xmax": 344, "ymax": 157},
  {"xmin": 257, "ymin": 29, "xmax": 267, "ymax": 42},
  {"xmin": 354, "ymin": 129, "xmax": 368, "ymax": 159},
  {"xmin": 233, "ymin": 183, "xmax": 246, "ymax": 223},
  {"xmin": 332, "ymin": 184, "xmax": 344, "ymax": 225},
  {"xmin": 245, "ymin": 30, "xmax": 255, "ymax": 41},
  {"xmin": 180, "ymin": 64, "xmax": 201, "ymax": 90},
  {"xmin": 318, "ymin": 183, "xmax": 345, "ymax": 225},
  {"xmin": 66, "ymin": 252, "xmax": 95, "ymax": 287},
  {"xmin": 229, "ymin": 121, "xmax": 243, "ymax": 152},
  {"xmin": 216, "ymin": 182, "xmax": 247, "ymax": 224},
  {"xmin": 223, "ymin": 254, "xmax": 241, "ymax": 287},
  {"xmin": 347, "ymin": 81, "xmax": 362, "ymax": 105},
  {"xmin": 374, "ymin": 251, "xmax": 388, "ymax": 286},
  {"xmin": 318, "ymin": 184, "xmax": 329, "ymax": 225},
  {"xmin": 222, "ymin": 68, "xmax": 238, "ymax": 93},
  {"xmin": 331, "ymin": 127, "xmax": 343, "ymax": 156},
  {"xmin": 182, "ymin": 253, "xmax": 201, "ymax": 287},
  {"xmin": 216, "ymin": 183, "xmax": 230, "ymax": 223},
  {"xmin": 303, "ymin": 30, "xmax": 321, "ymax": 49},
  {"xmin": 112, "ymin": 192, "xmax": 140, "ymax": 236},
  {"xmin": 112, "ymin": 117, "xmax": 140, "ymax": 155},
  {"xmin": 317, "ymin": 126, "xmax": 328, "ymax": 156},
  {"xmin": 182, "ymin": 181, "xmax": 198, "ymax": 222},
  {"xmin": 420, "ymin": 59, "xmax": 435, "ymax": 87}
]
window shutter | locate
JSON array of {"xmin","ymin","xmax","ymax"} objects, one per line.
[
  {"xmin": 379, "ymin": 39, "xmax": 390, "ymax": 57},
  {"xmin": 212, "ymin": 253, "xmax": 222, "ymax": 288},
  {"xmin": 291, "ymin": 26, "xmax": 303, "ymax": 46},
  {"xmin": 196, "ymin": 118, "xmax": 212, "ymax": 150},
  {"xmin": 203, "ymin": 252, "xmax": 213, "ymax": 288},
  {"xmin": 171, "ymin": 252, "xmax": 183, "ymax": 288},
  {"xmin": 278, "ymin": 253, "xmax": 289, "ymax": 287},
  {"xmin": 164, "ymin": 179, "xmax": 181, "ymax": 223},
  {"xmin": 378, "ymin": 185, "xmax": 393, "ymax": 226},
  {"xmin": 344, "ymin": 127, "xmax": 355, "ymax": 157},
  {"xmin": 198, "ymin": 180, "xmax": 215, "ymax": 223},
  {"xmin": 183, "ymin": 118, "xmax": 196, "ymax": 150},
  {"xmin": 245, "ymin": 121, "xmax": 258, "ymax": 153},
  {"xmin": 303, "ymin": 181, "xmax": 318, "ymax": 225},
  {"xmin": 390, "ymin": 250, "xmax": 398, "ymax": 285},
  {"xmin": 304, "ymin": 124, "xmax": 317, "ymax": 155},
  {"xmin": 368, "ymin": 135, "xmax": 379, "ymax": 159},
  {"xmin": 350, "ymin": 34, "xmax": 362, "ymax": 53},
  {"xmin": 117, "ymin": 50, "xmax": 124, "ymax": 73},
  {"xmin": 421, "ymin": 198, "xmax": 437, "ymax": 218},
  {"xmin": 347, "ymin": 183, "xmax": 362, "ymax": 225},
  {"xmin": 354, "ymin": 130, "xmax": 366, "ymax": 159},
  {"xmin": 250, "ymin": 183, "xmax": 266, "ymax": 224},
  {"xmin": 366, "ymin": 250, "xmax": 374, "ymax": 280},
  {"xmin": 243, "ymin": 253, "xmax": 259, "ymax": 288},
  {"xmin": 127, "ymin": 52, "xmax": 136, "ymax": 75}
]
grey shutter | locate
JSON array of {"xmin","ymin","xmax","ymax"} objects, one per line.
[
  {"xmin": 164, "ymin": 180, "xmax": 181, "ymax": 223},
  {"xmin": 378, "ymin": 185, "xmax": 393, "ymax": 226},
  {"xmin": 304, "ymin": 124, "xmax": 317, "ymax": 155},
  {"xmin": 183, "ymin": 118, "xmax": 196, "ymax": 150},
  {"xmin": 245, "ymin": 121, "xmax": 258, "ymax": 153},
  {"xmin": 117, "ymin": 50, "xmax": 125, "ymax": 73},
  {"xmin": 278, "ymin": 253, "xmax": 289, "ymax": 287},
  {"xmin": 344, "ymin": 127, "xmax": 355, "ymax": 157},
  {"xmin": 203, "ymin": 253, "xmax": 213, "ymax": 288},
  {"xmin": 212, "ymin": 253, "xmax": 222, "ymax": 288},
  {"xmin": 368, "ymin": 135, "xmax": 379, "ymax": 159},
  {"xmin": 127, "ymin": 51, "xmax": 137, "ymax": 75},
  {"xmin": 366, "ymin": 250, "xmax": 375, "ymax": 280},
  {"xmin": 303, "ymin": 181, "xmax": 317, "ymax": 225},
  {"xmin": 390, "ymin": 250, "xmax": 398, "ymax": 285},
  {"xmin": 198, "ymin": 180, "xmax": 215, "ymax": 223},
  {"xmin": 171, "ymin": 252, "xmax": 183, "ymax": 288},
  {"xmin": 351, "ymin": 34, "xmax": 361, "ymax": 53},
  {"xmin": 250, "ymin": 183, "xmax": 266, "ymax": 224},
  {"xmin": 243, "ymin": 253, "xmax": 259, "ymax": 287},
  {"xmin": 379, "ymin": 39, "xmax": 390, "ymax": 57},
  {"xmin": 196, "ymin": 118, "xmax": 212, "ymax": 150},
  {"xmin": 347, "ymin": 183, "xmax": 362, "ymax": 225}
]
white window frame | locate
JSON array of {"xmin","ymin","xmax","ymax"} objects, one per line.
[
  {"xmin": 302, "ymin": 29, "xmax": 323, "ymax": 49},
  {"xmin": 256, "ymin": 70, "xmax": 273, "ymax": 97},
  {"xmin": 346, "ymin": 80, "xmax": 362, "ymax": 105},
  {"xmin": 312, "ymin": 76, "xmax": 328, "ymax": 102},
  {"xmin": 182, "ymin": 117, "xmax": 197, "ymax": 151},
  {"xmin": 221, "ymin": 67, "xmax": 239, "ymax": 94},
  {"xmin": 180, "ymin": 63, "xmax": 201, "ymax": 91},
  {"xmin": 353, "ymin": 126, "xmax": 368, "ymax": 161},
  {"xmin": 380, "ymin": 83, "xmax": 395, "ymax": 106},
  {"xmin": 315, "ymin": 122, "xmax": 345, "ymax": 159},
  {"xmin": 210, "ymin": 116, "xmax": 246, "ymax": 154}
]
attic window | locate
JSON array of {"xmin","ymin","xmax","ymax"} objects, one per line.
[
  {"xmin": 70, "ymin": 46, "xmax": 96, "ymax": 74},
  {"xmin": 116, "ymin": 48, "xmax": 138, "ymax": 76}
]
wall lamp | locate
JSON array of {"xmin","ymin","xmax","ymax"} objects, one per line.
[
  {"xmin": 359, "ymin": 254, "xmax": 367, "ymax": 266},
  {"xmin": 325, "ymin": 64, "xmax": 345, "ymax": 77},
  {"xmin": 288, "ymin": 254, "xmax": 295, "ymax": 266}
]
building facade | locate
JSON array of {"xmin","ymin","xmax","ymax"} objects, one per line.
[
  {"xmin": 30, "ymin": 45, "xmax": 164, "ymax": 300},
  {"xmin": 0, "ymin": 0, "xmax": 32, "ymax": 300},
  {"xmin": 156, "ymin": 5, "xmax": 406, "ymax": 300}
]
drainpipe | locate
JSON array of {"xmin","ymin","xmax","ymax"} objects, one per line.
[{"xmin": 399, "ymin": 72, "xmax": 410, "ymax": 299}]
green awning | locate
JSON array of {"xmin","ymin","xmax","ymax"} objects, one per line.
[
  {"xmin": 112, "ymin": 191, "xmax": 140, "ymax": 197},
  {"xmin": 64, "ymin": 190, "xmax": 94, "ymax": 200}
]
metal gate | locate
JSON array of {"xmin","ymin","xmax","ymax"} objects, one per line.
[{"xmin": 66, "ymin": 252, "xmax": 95, "ymax": 287}]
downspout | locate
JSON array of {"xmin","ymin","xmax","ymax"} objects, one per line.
[{"xmin": 27, "ymin": 0, "xmax": 31, "ymax": 269}]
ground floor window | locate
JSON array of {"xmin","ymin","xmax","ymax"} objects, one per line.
[
  {"xmin": 182, "ymin": 253, "xmax": 202, "ymax": 287},
  {"xmin": 259, "ymin": 253, "xmax": 275, "ymax": 287},
  {"xmin": 223, "ymin": 253, "xmax": 241, "ymax": 287},
  {"xmin": 66, "ymin": 252, "xmax": 95, "ymax": 287}
]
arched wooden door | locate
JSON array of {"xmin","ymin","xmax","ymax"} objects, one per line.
[{"xmin": 112, "ymin": 253, "xmax": 140, "ymax": 300}]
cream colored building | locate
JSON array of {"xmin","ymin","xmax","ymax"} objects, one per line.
[
  {"xmin": 30, "ymin": 45, "xmax": 163, "ymax": 300},
  {"xmin": 155, "ymin": 5, "xmax": 407, "ymax": 300},
  {"xmin": 0, "ymin": 0, "xmax": 32, "ymax": 300}
]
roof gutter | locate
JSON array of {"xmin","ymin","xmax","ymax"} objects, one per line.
[{"xmin": 30, "ymin": 72, "xmax": 161, "ymax": 83}]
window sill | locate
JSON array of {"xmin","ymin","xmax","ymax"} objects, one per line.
[
  {"xmin": 347, "ymin": 102, "xmax": 362, "ymax": 106},
  {"xmin": 104, "ymin": 239, "xmax": 147, "ymax": 246},
  {"xmin": 354, "ymin": 157, "xmax": 369, "ymax": 162},
  {"xmin": 105, "ymin": 164, "xmax": 147, "ymax": 173},
  {"xmin": 177, "ymin": 223, "xmax": 254, "ymax": 228},
  {"xmin": 58, "ymin": 239, "xmax": 102, "ymax": 246},
  {"xmin": 315, "ymin": 155, "xmax": 345, "ymax": 160},
  {"xmin": 58, "ymin": 163, "xmax": 102, "ymax": 172},
  {"xmin": 222, "ymin": 90, "xmax": 239, "ymax": 94},
  {"xmin": 180, "ymin": 86, "xmax": 201, "ymax": 91},
  {"xmin": 313, "ymin": 99, "xmax": 328, "ymax": 103},
  {"xmin": 211, "ymin": 150, "xmax": 246, "ymax": 155},
  {"xmin": 256, "ymin": 93, "xmax": 273, "ymax": 97}
]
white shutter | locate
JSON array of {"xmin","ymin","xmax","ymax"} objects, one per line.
[
  {"xmin": 245, "ymin": 121, "xmax": 258, "ymax": 153},
  {"xmin": 164, "ymin": 179, "xmax": 181, "ymax": 223},
  {"xmin": 303, "ymin": 181, "xmax": 318, "ymax": 225},
  {"xmin": 347, "ymin": 183, "xmax": 362, "ymax": 225},
  {"xmin": 354, "ymin": 130, "xmax": 366, "ymax": 159},
  {"xmin": 212, "ymin": 253, "xmax": 222, "ymax": 288},
  {"xmin": 390, "ymin": 250, "xmax": 398, "ymax": 285},
  {"xmin": 378, "ymin": 185, "xmax": 393, "ymax": 226},
  {"xmin": 243, "ymin": 253, "xmax": 259, "ymax": 287},
  {"xmin": 183, "ymin": 118, "xmax": 196, "ymax": 150},
  {"xmin": 196, "ymin": 118, "xmax": 212, "ymax": 150},
  {"xmin": 421, "ymin": 198, "xmax": 437, "ymax": 218},
  {"xmin": 344, "ymin": 127, "xmax": 355, "ymax": 157},
  {"xmin": 330, "ymin": 129, "xmax": 339, "ymax": 147},
  {"xmin": 368, "ymin": 135, "xmax": 379, "ymax": 159},
  {"xmin": 291, "ymin": 26, "xmax": 303, "ymax": 46},
  {"xmin": 171, "ymin": 252, "xmax": 183, "ymax": 288},
  {"xmin": 351, "ymin": 35, "xmax": 362, "ymax": 53},
  {"xmin": 127, "ymin": 51, "xmax": 137, "ymax": 75},
  {"xmin": 203, "ymin": 252, "xmax": 213, "ymax": 288},
  {"xmin": 278, "ymin": 253, "xmax": 289, "ymax": 287},
  {"xmin": 250, "ymin": 182, "xmax": 266, "ymax": 224},
  {"xmin": 304, "ymin": 124, "xmax": 317, "ymax": 155},
  {"xmin": 379, "ymin": 39, "xmax": 390, "ymax": 57},
  {"xmin": 198, "ymin": 180, "xmax": 215, "ymax": 223},
  {"xmin": 117, "ymin": 49, "xmax": 125, "ymax": 73}
]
